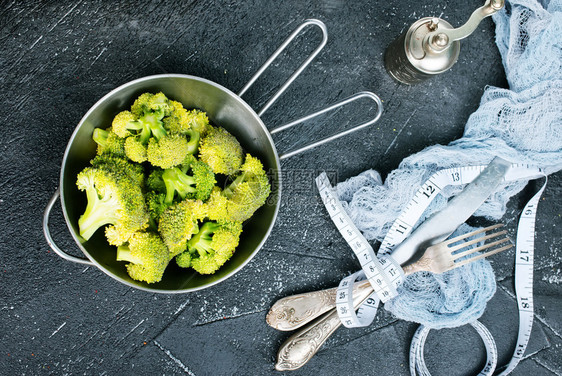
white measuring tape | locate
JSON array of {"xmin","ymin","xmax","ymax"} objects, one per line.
[{"xmin": 316, "ymin": 162, "xmax": 547, "ymax": 375}]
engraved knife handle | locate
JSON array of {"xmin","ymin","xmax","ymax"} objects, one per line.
[
  {"xmin": 275, "ymin": 292, "xmax": 371, "ymax": 371},
  {"xmin": 266, "ymin": 280, "xmax": 372, "ymax": 331}
]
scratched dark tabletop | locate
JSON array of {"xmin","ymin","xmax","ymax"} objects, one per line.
[{"xmin": 1, "ymin": 1, "xmax": 561, "ymax": 375}]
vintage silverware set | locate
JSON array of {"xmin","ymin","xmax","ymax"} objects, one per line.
[
  {"xmin": 267, "ymin": 224, "xmax": 513, "ymax": 370},
  {"xmin": 266, "ymin": 157, "xmax": 516, "ymax": 370}
]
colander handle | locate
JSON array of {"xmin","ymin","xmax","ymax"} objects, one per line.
[
  {"xmin": 238, "ymin": 19, "xmax": 328, "ymax": 117},
  {"xmin": 43, "ymin": 189, "xmax": 94, "ymax": 265},
  {"xmin": 272, "ymin": 91, "xmax": 383, "ymax": 159},
  {"xmin": 237, "ymin": 19, "xmax": 384, "ymax": 159}
]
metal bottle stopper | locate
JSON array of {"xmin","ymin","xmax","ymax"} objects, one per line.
[{"xmin": 385, "ymin": 0, "xmax": 505, "ymax": 85}]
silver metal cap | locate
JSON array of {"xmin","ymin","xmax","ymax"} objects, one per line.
[{"xmin": 405, "ymin": 17, "xmax": 461, "ymax": 75}]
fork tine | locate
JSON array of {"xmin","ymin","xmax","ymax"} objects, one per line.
[
  {"xmin": 444, "ymin": 224, "xmax": 504, "ymax": 246},
  {"xmin": 452, "ymin": 243, "xmax": 514, "ymax": 268},
  {"xmin": 452, "ymin": 236, "xmax": 512, "ymax": 261},
  {"xmin": 449, "ymin": 229, "xmax": 508, "ymax": 252}
]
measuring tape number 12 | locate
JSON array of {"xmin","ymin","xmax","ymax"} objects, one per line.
[{"xmin": 316, "ymin": 162, "xmax": 547, "ymax": 376}]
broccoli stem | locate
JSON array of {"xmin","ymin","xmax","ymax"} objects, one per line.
[
  {"xmin": 116, "ymin": 246, "xmax": 144, "ymax": 264},
  {"xmin": 92, "ymin": 128, "xmax": 109, "ymax": 147},
  {"xmin": 222, "ymin": 172, "xmax": 247, "ymax": 198},
  {"xmin": 186, "ymin": 130, "xmax": 200, "ymax": 155},
  {"xmin": 141, "ymin": 113, "xmax": 167, "ymax": 140},
  {"xmin": 78, "ymin": 186, "xmax": 120, "ymax": 239},
  {"xmin": 162, "ymin": 168, "xmax": 197, "ymax": 204},
  {"xmin": 138, "ymin": 125, "xmax": 152, "ymax": 145},
  {"xmin": 187, "ymin": 222, "xmax": 220, "ymax": 256}
]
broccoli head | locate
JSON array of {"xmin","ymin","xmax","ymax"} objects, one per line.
[
  {"xmin": 198, "ymin": 126, "xmax": 243, "ymax": 175},
  {"xmin": 76, "ymin": 163, "xmax": 148, "ymax": 243},
  {"xmin": 176, "ymin": 220, "xmax": 242, "ymax": 274},
  {"xmin": 114, "ymin": 109, "xmax": 168, "ymax": 163},
  {"xmin": 124, "ymin": 137, "xmax": 148, "ymax": 163},
  {"xmin": 116, "ymin": 231, "xmax": 169, "ymax": 283},
  {"xmin": 187, "ymin": 109, "xmax": 211, "ymax": 137},
  {"xmin": 158, "ymin": 199, "xmax": 207, "ymax": 257},
  {"xmin": 146, "ymin": 134, "xmax": 190, "ymax": 169},
  {"xmin": 150, "ymin": 161, "xmax": 216, "ymax": 204},
  {"xmin": 146, "ymin": 191, "xmax": 168, "ymax": 223},
  {"xmin": 209, "ymin": 154, "xmax": 271, "ymax": 222},
  {"xmin": 113, "ymin": 94, "xmax": 175, "ymax": 163},
  {"xmin": 131, "ymin": 92, "xmax": 172, "ymax": 118},
  {"xmin": 90, "ymin": 154, "xmax": 144, "ymax": 188},
  {"xmin": 92, "ymin": 127, "xmax": 125, "ymax": 157},
  {"xmin": 162, "ymin": 100, "xmax": 190, "ymax": 134},
  {"xmin": 205, "ymin": 187, "xmax": 229, "ymax": 222}
]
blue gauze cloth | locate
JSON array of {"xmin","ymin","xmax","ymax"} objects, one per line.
[{"xmin": 336, "ymin": 0, "xmax": 562, "ymax": 329}]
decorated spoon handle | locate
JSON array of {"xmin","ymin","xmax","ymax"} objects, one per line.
[{"xmin": 266, "ymin": 280, "xmax": 371, "ymax": 331}]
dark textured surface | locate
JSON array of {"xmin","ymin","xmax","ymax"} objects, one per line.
[{"xmin": 1, "ymin": 1, "xmax": 560, "ymax": 375}]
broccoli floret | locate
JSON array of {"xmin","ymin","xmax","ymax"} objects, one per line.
[
  {"xmin": 92, "ymin": 127, "xmax": 125, "ymax": 157},
  {"xmin": 187, "ymin": 109, "xmax": 211, "ymax": 137},
  {"xmin": 198, "ymin": 126, "xmax": 243, "ymax": 175},
  {"xmin": 177, "ymin": 220, "xmax": 242, "ymax": 274},
  {"xmin": 146, "ymin": 191, "xmax": 168, "ymax": 223},
  {"xmin": 215, "ymin": 154, "xmax": 271, "ymax": 222},
  {"xmin": 90, "ymin": 154, "xmax": 144, "ymax": 187},
  {"xmin": 131, "ymin": 92, "xmax": 172, "ymax": 118},
  {"xmin": 113, "ymin": 95, "xmax": 176, "ymax": 164},
  {"xmin": 131, "ymin": 93, "xmax": 153, "ymax": 117},
  {"xmin": 146, "ymin": 134, "xmax": 190, "ymax": 169},
  {"xmin": 163, "ymin": 100, "xmax": 190, "ymax": 134},
  {"xmin": 116, "ymin": 232, "xmax": 169, "ymax": 283},
  {"xmin": 122, "ymin": 93, "xmax": 193, "ymax": 168},
  {"xmin": 114, "ymin": 109, "xmax": 168, "ymax": 163},
  {"xmin": 205, "ymin": 187, "xmax": 229, "ymax": 222},
  {"xmin": 175, "ymin": 250, "xmax": 193, "ymax": 268},
  {"xmin": 151, "ymin": 161, "xmax": 216, "ymax": 204},
  {"xmin": 76, "ymin": 164, "xmax": 148, "ymax": 243},
  {"xmin": 124, "ymin": 137, "xmax": 148, "ymax": 163},
  {"xmin": 158, "ymin": 199, "xmax": 207, "ymax": 257},
  {"xmin": 111, "ymin": 111, "xmax": 147, "ymax": 139}
]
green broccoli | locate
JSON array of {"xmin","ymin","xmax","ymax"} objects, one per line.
[
  {"xmin": 221, "ymin": 154, "xmax": 270, "ymax": 221},
  {"xmin": 198, "ymin": 126, "xmax": 243, "ymax": 175},
  {"xmin": 92, "ymin": 127, "xmax": 125, "ymax": 157},
  {"xmin": 146, "ymin": 191, "xmax": 168, "ymax": 224},
  {"xmin": 111, "ymin": 111, "xmax": 148, "ymax": 140},
  {"xmin": 124, "ymin": 136, "xmax": 149, "ymax": 163},
  {"xmin": 113, "ymin": 109, "xmax": 167, "ymax": 163},
  {"xmin": 149, "ymin": 160, "xmax": 216, "ymax": 204},
  {"xmin": 90, "ymin": 154, "xmax": 144, "ymax": 187},
  {"xmin": 146, "ymin": 134, "xmax": 189, "ymax": 169},
  {"xmin": 158, "ymin": 199, "xmax": 207, "ymax": 257},
  {"xmin": 204, "ymin": 154, "xmax": 270, "ymax": 222},
  {"xmin": 131, "ymin": 92, "xmax": 172, "ymax": 118},
  {"xmin": 116, "ymin": 231, "xmax": 169, "ymax": 283},
  {"xmin": 114, "ymin": 93, "xmax": 194, "ymax": 168},
  {"xmin": 205, "ymin": 187, "xmax": 229, "ymax": 222},
  {"xmin": 176, "ymin": 220, "xmax": 242, "ymax": 274},
  {"xmin": 162, "ymin": 100, "xmax": 190, "ymax": 134},
  {"xmin": 76, "ymin": 162, "xmax": 148, "ymax": 243},
  {"xmin": 175, "ymin": 109, "xmax": 211, "ymax": 155},
  {"xmin": 187, "ymin": 109, "xmax": 211, "ymax": 136}
]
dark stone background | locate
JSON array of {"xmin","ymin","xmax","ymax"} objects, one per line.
[{"xmin": 1, "ymin": 1, "xmax": 560, "ymax": 375}]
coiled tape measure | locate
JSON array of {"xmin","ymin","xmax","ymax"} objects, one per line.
[{"xmin": 316, "ymin": 162, "xmax": 547, "ymax": 375}]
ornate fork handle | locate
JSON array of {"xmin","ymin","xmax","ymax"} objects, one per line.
[
  {"xmin": 275, "ymin": 290, "xmax": 372, "ymax": 371},
  {"xmin": 267, "ymin": 280, "xmax": 372, "ymax": 331}
]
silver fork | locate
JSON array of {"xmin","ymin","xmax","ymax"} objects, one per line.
[{"xmin": 271, "ymin": 224, "xmax": 513, "ymax": 371}]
